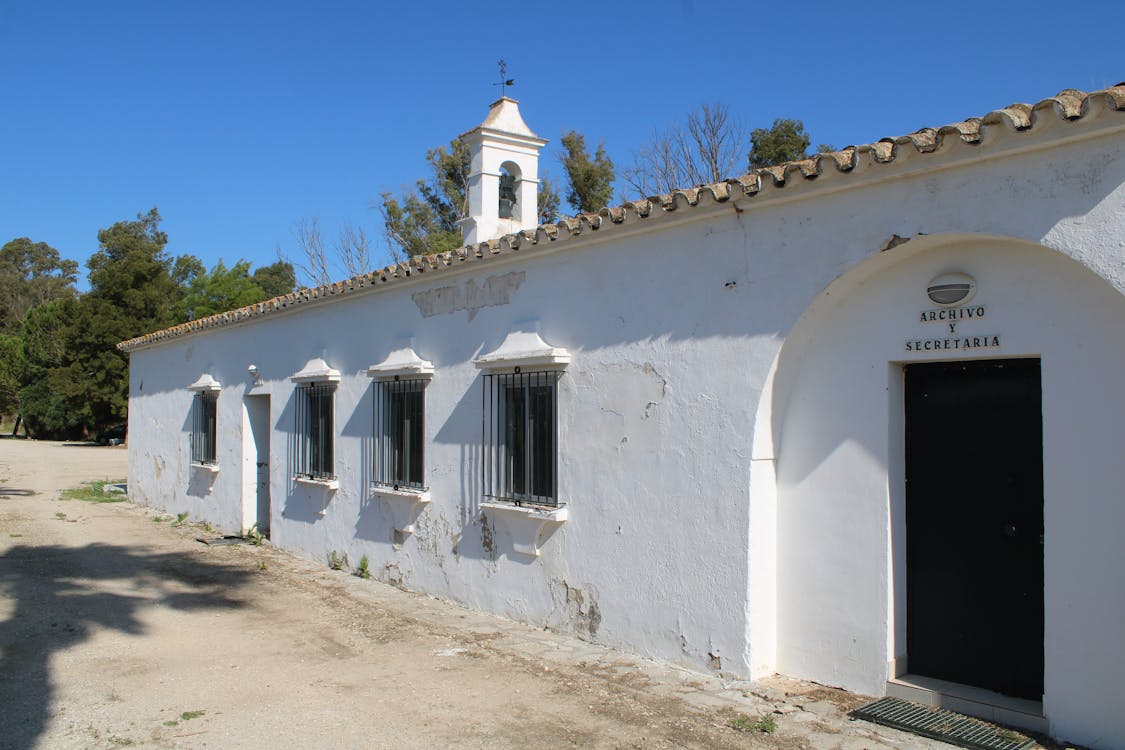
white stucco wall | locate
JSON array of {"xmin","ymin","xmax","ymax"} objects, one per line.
[
  {"xmin": 127, "ymin": 115, "xmax": 1125, "ymax": 746},
  {"xmin": 128, "ymin": 212, "xmax": 765, "ymax": 678}
]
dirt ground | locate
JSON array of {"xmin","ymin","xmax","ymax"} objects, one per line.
[{"xmin": 0, "ymin": 440, "xmax": 994, "ymax": 750}]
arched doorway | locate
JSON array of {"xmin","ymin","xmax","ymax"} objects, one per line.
[{"xmin": 764, "ymin": 233, "xmax": 1125, "ymax": 734}]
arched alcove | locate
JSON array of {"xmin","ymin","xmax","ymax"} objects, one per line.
[{"xmin": 757, "ymin": 233, "xmax": 1125, "ymax": 739}]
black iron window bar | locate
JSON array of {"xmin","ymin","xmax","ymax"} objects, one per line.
[
  {"xmin": 373, "ymin": 376, "xmax": 427, "ymax": 491},
  {"xmin": 295, "ymin": 382, "xmax": 335, "ymax": 480},
  {"xmin": 190, "ymin": 390, "xmax": 218, "ymax": 466},
  {"xmin": 482, "ymin": 369, "xmax": 561, "ymax": 507}
]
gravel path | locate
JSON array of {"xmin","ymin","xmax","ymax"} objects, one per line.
[{"xmin": 0, "ymin": 439, "xmax": 1025, "ymax": 749}]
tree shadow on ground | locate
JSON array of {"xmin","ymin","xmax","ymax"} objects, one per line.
[{"xmin": 0, "ymin": 542, "xmax": 254, "ymax": 749}]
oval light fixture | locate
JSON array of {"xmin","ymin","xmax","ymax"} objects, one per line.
[{"xmin": 926, "ymin": 272, "xmax": 976, "ymax": 306}]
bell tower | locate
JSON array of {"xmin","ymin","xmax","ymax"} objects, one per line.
[{"xmin": 460, "ymin": 97, "xmax": 548, "ymax": 245}]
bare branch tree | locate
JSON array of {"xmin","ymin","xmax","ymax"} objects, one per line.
[
  {"xmin": 291, "ymin": 217, "xmax": 333, "ymax": 287},
  {"xmin": 623, "ymin": 103, "xmax": 748, "ymax": 197},
  {"xmin": 336, "ymin": 221, "xmax": 372, "ymax": 278},
  {"xmin": 373, "ymin": 207, "xmax": 412, "ymax": 266},
  {"xmin": 282, "ymin": 217, "xmax": 380, "ymax": 288}
]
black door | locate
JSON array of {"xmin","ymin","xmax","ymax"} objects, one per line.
[{"xmin": 904, "ymin": 358, "xmax": 1044, "ymax": 700}]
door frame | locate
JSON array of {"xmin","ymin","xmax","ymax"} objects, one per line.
[
  {"xmin": 887, "ymin": 355, "xmax": 1046, "ymax": 724},
  {"xmin": 242, "ymin": 393, "xmax": 272, "ymax": 537}
]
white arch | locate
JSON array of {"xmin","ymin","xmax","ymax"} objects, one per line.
[{"xmin": 752, "ymin": 232, "xmax": 1125, "ymax": 742}]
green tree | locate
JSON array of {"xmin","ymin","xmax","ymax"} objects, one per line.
[
  {"xmin": 84, "ymin": 208, "xmax": 185, "ymax": 326},
  {"xmin": 748, "ymin": 118, "xmax": 812, "ymax": 169},
  {"xmin": 21, "ymin": 298, "xmax": 68, "ymax": 374},
  {"xmin": 20, "ymin": 378, "xmax": 82, "ymax": 437},
  {"xmin": 379, "ymin": 138, "xmax": 471, "ymax": 259},
  {"xmin": 16, "ymin": 298, "xmax": 76, "ymax": 437},
  {"xmin": 559, "ymin": 131, "xmax": 615, "ymax": 213},
  {"xmin": 252, "ymin": 260, "xmax": 297, "ymax": 297},
  {"xmin": 49, "ymin": 208, "xmax": 194, "ymax": 433},
  {"xmin": 176, "ymin": 260, "xmax": 267, "ymax": 321},
  {"xmin": 172, "ymin": 254, "xmax": 204, "ymax": 288},
  {"xmin": 0, "ymin": 237, "xmax": 78, "ymax": 334},
  {"xmin": 0, "ymin": 333, "xmax": 23, "ymax": 416}
]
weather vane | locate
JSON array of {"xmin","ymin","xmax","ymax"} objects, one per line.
[{"xmin": 492, "ymin": 59, "xmax": 515, "ymax": 97}]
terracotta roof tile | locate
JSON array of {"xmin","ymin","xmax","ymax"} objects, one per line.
[{"xmin": 119, "ymin": 84, "xmax": 1125, "ymax": 353}]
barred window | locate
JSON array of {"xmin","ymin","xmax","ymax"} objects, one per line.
[
  {"xmin": 373, "ymin": 377, "xmax": 427, "ymax": 490},
  {"xmin": 483, "ymin": 370, "xmax": 560, "ymax": 506},
  {"xmin": 295, "ymin": 383, "xmax": 334, "ymax": 480},
  {"xmin": 191, "ymin": 390, "xmax": 218, "ymax": 466}
]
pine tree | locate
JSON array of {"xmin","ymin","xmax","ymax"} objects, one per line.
[
  {"xmin": 560, "ymin": 131, "xmax": 615, "ymax": 213},
  {"xmin": 49, "ymin": 209, "xmax": 195, "ymax": 433},
  {"xmin": 748, "ymin": 119, "xmax": 812, "ymax": 169}
]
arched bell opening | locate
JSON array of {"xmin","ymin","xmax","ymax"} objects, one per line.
[{"xmin": 498, "ymin": 161, "xmax": 522, "ymax": 220}]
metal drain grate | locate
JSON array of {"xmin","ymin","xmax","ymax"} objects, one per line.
[
  {"xmin": 851, "ymin": 697, "xmax": 1035, "ymax": 750},
  {"xmin": 196, "ymin": 536, "xmax": 248, "ymax": 546}
]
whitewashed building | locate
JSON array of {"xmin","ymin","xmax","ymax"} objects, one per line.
[{"xmin": 121, "ymin": 85, "xmax": 1125, "ymax": 747}]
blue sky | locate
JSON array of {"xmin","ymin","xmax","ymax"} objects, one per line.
[{"xmin": 1, "ymin": 0, "xmax": 1121, "ymax": 288}]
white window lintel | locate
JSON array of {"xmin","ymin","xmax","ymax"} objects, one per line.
[
  {"xmin": 290, "ymin": 358, "xmax": 341, "ymax": 383},
  {"xmin": 366, "ymin": 346, "xmax": 434, "ymax": 380},
  {"xmin": 474, "ymin": 330, "xmax": 570, "ymax": 371},
  {"xmin": 187, "ymin": 374, "xmax": 222, "ymax": 392}
]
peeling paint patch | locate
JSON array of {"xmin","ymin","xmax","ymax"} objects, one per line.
[
  {"xmin": 640, "ymin": 363, "xmax": 667, "ymax": 420},
  {"xmin": 880, "ymin": 234, "xmax": 911, "ymax": 252},
  {"xmin": 480, "ymin": 515, "xmax": 498, "ymax": 561},
  {"xmin": 411, "ymin": 271, "xmax": 526, "ymax": 321},
  {"xmin": 642, "ymin": 362, "xmax": 667, "ymax": 395},
  {"xmin": 549, "ymin": 579, "xmax": 602, "ymax": 640},
  {"xmin": 416, "ymin": 512, "xmax": 452, "ymax": 562},
  {"xmin": 382, "ymin": 562, "xmax": 404, "ymax": 589}
]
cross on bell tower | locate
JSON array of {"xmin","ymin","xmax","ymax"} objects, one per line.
[{"xmin": 493, "ymin": 59, "xmax": 515, "ymax": 98}]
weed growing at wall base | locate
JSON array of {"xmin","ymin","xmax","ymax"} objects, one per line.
[
  {"xmin": 61, "ymin": 480, "xmax": 127, "ymax": 503},
  {"xmin": 243, "ymin": 522, "xmax": 263, "ymax": 546}
]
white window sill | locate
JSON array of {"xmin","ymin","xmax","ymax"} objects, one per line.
[
  {"xmin": 191, "ymin": 462, "xmax": 220, "ymax": 473},
  {"xmin": 372, "ymin": 485, "xmax": 432, "ymax": 535},
  {"xmin": 481, "ymin": 501, "xmax": 568, "ymax": 557},
  {"xmin": 294, "ymin": 476, "xmax": 339, "ymax": 491},
  {"xmin": 481, "ymin": 501, "xmax": 568, "ymax": 522},
  {"xmin": 372, "ymin": 485, "xmax": 431, "ymax": 502}
]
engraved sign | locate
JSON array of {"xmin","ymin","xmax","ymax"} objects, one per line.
[{"xmin": 907, "ymin": 273, "xmax": 1000, "ymax": 352}]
